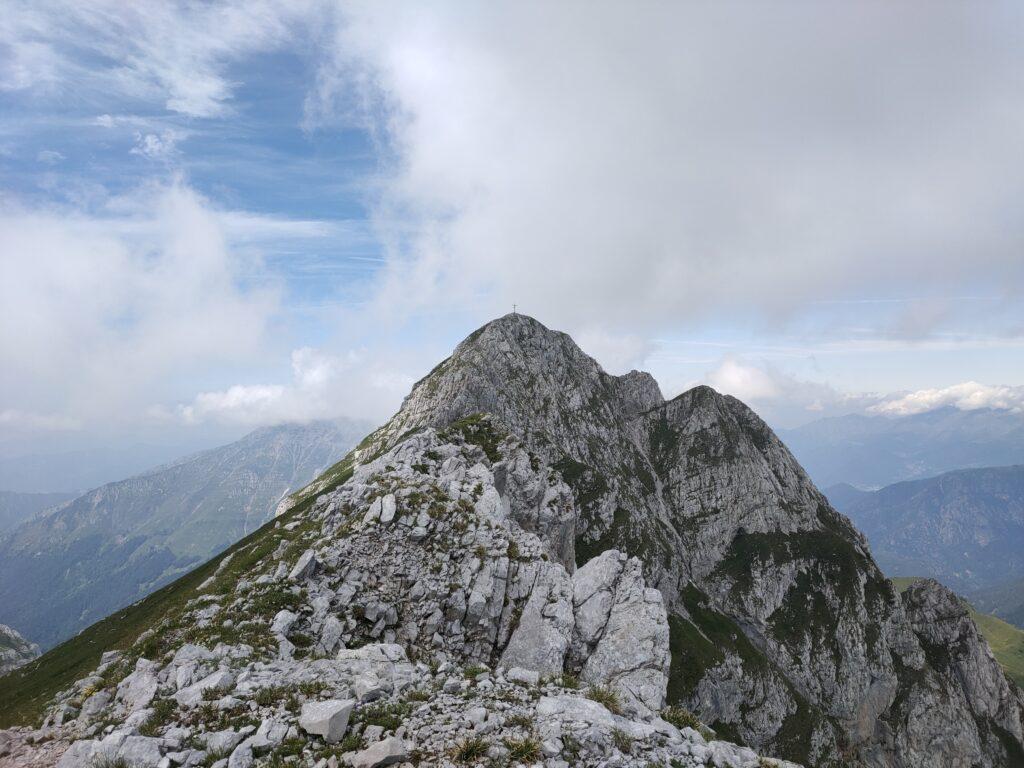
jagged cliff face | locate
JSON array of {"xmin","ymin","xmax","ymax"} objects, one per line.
[{"xmin": 307, "ymin": 314, "xmax": 1024, "ymax": 767}]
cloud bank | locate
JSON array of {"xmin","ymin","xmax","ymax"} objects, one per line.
[
  {"xmin": 871, "ymin": 382, "xmax": 1024, "ymax": 416},
  {"xmin": 172, "ymin": 346, "xmax": 413, "ymax": 427},
  {"xmin": 0, "ymin": 182, "xmax": 283, "ymax": 432}
]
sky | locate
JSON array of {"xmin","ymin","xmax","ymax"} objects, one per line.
[{"xmin": 2, "ymin": 0, "xmax": 1024, "ymax": 465}]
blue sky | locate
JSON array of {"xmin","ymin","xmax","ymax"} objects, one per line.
[{"xmin": 2, "ymin": 1, "xmax": 1024, "ymax": 461}]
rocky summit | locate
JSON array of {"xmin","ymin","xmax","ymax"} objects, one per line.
[{"xmin": 1, "ymin": 314, "xmax": 1022, "ymax": 768}]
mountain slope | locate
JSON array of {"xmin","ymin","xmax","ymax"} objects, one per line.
[
  {"xmin": 0, "ymin": 418, "xmax": 793, "ymax": 768},
  {"xmin": 2, "ymin": 315, "xmax": 1021, "ymax": 768},
  {"xmin": 780, "ymin": 408, "xmax": 1024, "ymax": 489},
  {"xmin": 0, "ymin": 419, "xmax": 367, "ymax": 651},
  {"xmin": 283, "ymin": 314, "xmax": 1024, "ymax": 766},
  {"xmin": 827, "ymin": 465, "xmax": 1024, "ymax": 592},
  {"xmin": 0, "ymin": 490, "xmax": 75, "ymax": 534}
]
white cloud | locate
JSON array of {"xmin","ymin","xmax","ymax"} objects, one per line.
[
  {"xmin": 1, "ymin": 1, "xmax": 321, "ymax": 117},
  {"xmin": 0, "ymin": 181, "xmax": 280, "ymax": 429},
  {"xmin": 574, "ymin": 329, "xmax": 654, "ymax": 375},
  {"xmin": 306, "ymin": 2, "xmax": 1024, "ymax": 336},
  {"xmin": 870, "ymin": 381, "xmax": 1024, "ymax": 416},
  {"xmin": 0, "ymin": 409, "xmax": 81, "ymax": 431},
  {"xmin": 707, "ymin": 359, "xmax": 781, "ymax": 402},
  {"xmin": 130, "ymin": 129, "xmax": 185, "ymax": 160},
  {"xmin": 174, "ymin": 346, "xmax": 412, "ymax": 427},
  {"xmin": 698, "ymin": 357, "xmax": 886, "ymax": 427},
  {"xmin": 36, "ymin": 149, "xmax": 64, "ymax": 164}
]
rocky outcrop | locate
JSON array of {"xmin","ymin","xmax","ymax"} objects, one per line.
[
  {"xmin": 276, "ymin": 313, "xmax": 1023, "ymax": 767},
  {"xmin": 893, "ymin": 579, "xmax": 1024, "ymax": 765},
  {"xmin": 1, "ymin": 414, "xmax": 790, "ymax": 768},
  {"xmin": 0, "ymin": 624, "xmax": 38, "ymax": 676}
]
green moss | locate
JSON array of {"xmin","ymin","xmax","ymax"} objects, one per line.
[
  {"xmin": 440, "ymin": 414, "xmax": 504, "ymax": 463},
  {"xmin": 553, "ymin": 457, "xmax": 609, "ymax": 512}
]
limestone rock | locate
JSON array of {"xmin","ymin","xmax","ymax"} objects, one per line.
[
  {"xmin": 298, "ymin": 699, "xmax": 354, "ymax": 743},
  {"xmin": 349, "ymin": 736, "xmax": 408, "ymax": 768}
]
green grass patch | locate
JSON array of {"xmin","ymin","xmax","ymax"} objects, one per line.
[{"xmin": 586, "ymin": 684, "xmax": 622, "ymax": 715}]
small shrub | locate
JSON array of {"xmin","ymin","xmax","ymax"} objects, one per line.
[
  {"xmin": 611, "ymin": 728, "xmax": 632, "ymax": 753},
  {"xmin": 503, "ymin": 736, "xmax": 541, "ymax": 763},
  {"xmin": 201, "ymin": 749, "xmax": 229, "ymax": 768},
  {"xmin": 660, "ymin": 705, "xmax": 701, "ymax": 731},
  {"xmin": 255, "ymin": 685, "xmax": 290, "ymax": 707},
  {"xmin": 464, "ymin": 664, "xmax": 488, "ymax": 679},
  {"xmin": 298, "ymin": 680, "xmax": 326, "ymax": 697},
  {"xmin": 504, "ymin": 713, "xmax": 532, "ymax": 730},
  {"xmin": 353, "ymin": 700, "xmax": 412, "ymax": 731},
  {"xmin": 453, "ymin": 735, "xmax": 490, "ymax": 763},
  {"xmin": 288, "ymin": 631, "xmax": 313, "ymax": 649},
  {"xmin": 586, "ymin": 684, "xmax": 622, "ymax": 715},
  {"xmin": 90, "ymin": 757, "xmax": 131, "ymax": 768},
  {"xmin": 337, "ymin": 732, "xmax": 363, "ymax": 752},
  {"xmin": 561, "ymin": 733, "xmax": 582, "ymax": 764},
  {"xmin": 138, "ymin": 697, "xmax": 177, "ymax": 736},
  {"xmin": 555, "ymin": 673, "xmax": 580, "ymax": 690}
]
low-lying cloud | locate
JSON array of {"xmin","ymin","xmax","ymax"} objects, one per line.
[
  {"xmin": 871, "ymin": 382, "xmax": 1024, "ymax": 416},
  {"xmin": 171, "ymin": 346, "xmax": 413, "ymax": 427},
  {"xmin": 0, "ymin": 181, "xmax": 292, "ymax": 433}
]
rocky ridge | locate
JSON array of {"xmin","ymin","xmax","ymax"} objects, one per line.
[
  {"xmin": 2, "ymin": 314, "xmax": 1022, "ymax": 768},
  {"xmin": 1, "ymin": 419, "xmax": 793, "ymax": 768},
  {"xmin": 285, "ymin": 314, "xmax": 1024, "ymax": 766}
]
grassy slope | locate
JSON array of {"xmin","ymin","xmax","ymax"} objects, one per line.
[
  {"xmin": 0, "ymin": 474, "xmax": 341, "ymax": 729},
  {"xmin": 892, "ymin": 577, "xmax": 1024, "ymax": 687}
]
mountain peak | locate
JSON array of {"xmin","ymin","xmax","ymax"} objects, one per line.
[{"xmin": 15, "ymin": 317, "xmax": 1016, "ymax": 768}]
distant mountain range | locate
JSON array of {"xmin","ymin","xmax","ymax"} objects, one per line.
[
  {"xmin": 0, "ymin": 490, "xmax": 76, "ymax": 534},
  {"xmin": 826, "ymin": 465, "xmax": 1024, "ymax": 595},
  {"xmin": 781, "ymin": 406, "xmax": 1024, "ymax": 489},
  {"xmin": 0, "ymin": 419, "xmax": 368, "ymax": 650},
  {"xmin": 0, "ymin": 441, "xmax": 228, "ymax": 495}
]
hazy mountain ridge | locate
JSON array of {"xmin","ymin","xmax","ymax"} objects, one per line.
[
  {"xmin": 0, "ymin": 490, "xmax": 76, "ymax": 534},
  {"xmin": 826, "ymin": 465, "xmax": 1024, "ymax": 593},
  {"xmin": 0, "ymin": 420, "xmax": 368, "ymax": 651},
  {"xmin": 781, "ymin": 408, "xmax": 1024, "ymax": 489}
]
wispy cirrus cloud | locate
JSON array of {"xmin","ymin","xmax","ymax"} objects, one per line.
[{"xmin": 1, "ymin": 0, "xmax": 322, "ymax": 116}]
